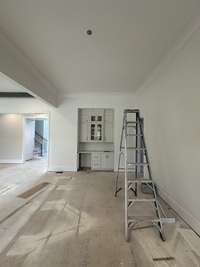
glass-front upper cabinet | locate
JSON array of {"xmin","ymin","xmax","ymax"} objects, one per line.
[
  {"xmin": 89, "ymin": 122, "xmax": 103, "ymax": 142},
  {"xmin": 88, "ymin": 109, "xmax": 104, "ymax": 142},
  {"xmin": 91, "ymin": 115, "xmax": 96, "ymax": 122}
]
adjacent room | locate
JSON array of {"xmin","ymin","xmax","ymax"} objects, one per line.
[
  {"xmin": 0, "ymin": 113, "xmax": 48, "ymax": 198},
  {"xmin": 0, "ymin": 1, "xmax": 199, "ymax": 266}
]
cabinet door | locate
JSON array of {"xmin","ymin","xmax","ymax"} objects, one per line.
[
  {"xmin": 91, "ymin": 152, "xmax": 102, "ymax": 170},
  {"xmin": 88, "ymin": 122, "xmax": 104, "ymax": 142},
  {"xmin": 96, "ymin": 123, "xmax": 103, "ymax": 141},
  {"xmin": 90, "ymin": 123, "xmax": 96, "ymax": 141},
  {"xmin": 79, "ymin": 122, "xmax": 88, "ymax": 142},
  {"xmin": 101, "ymin": 152, "xmax": 114, "ymax": 170},
  {"xmin": 88, "ymin": 109, "xmax": 104, "ymax": 122}
]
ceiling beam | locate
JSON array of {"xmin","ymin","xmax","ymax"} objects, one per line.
[
  {"xmin": 0, "ymin": 92, "xmax": 34, "ymax": 98},
  {"xmin": 0, "ymin": 29, "xmax": 58, "ymax": 107}
]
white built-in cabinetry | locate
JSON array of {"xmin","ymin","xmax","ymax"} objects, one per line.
[
  {"xmin": 78, "ymin": 108, "xmax": 114, "ymax": 171},
  {"xmin": 91, "ymin": 152, "xmax": 114, "ymax": 170},
  {"xmin": 79, "ymin": 109, "xmax": 113, "ymax": 142}
]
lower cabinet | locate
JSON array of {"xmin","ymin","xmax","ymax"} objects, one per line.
[
  {"xmin": 91, "ymin": 152, "xmax": 102, "ymax": 170},
  {"xmin": 91, "ymin": 152, "xmax": 114, "ymax": 171}
]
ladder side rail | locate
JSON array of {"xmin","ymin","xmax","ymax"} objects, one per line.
[
  {"xmin": 124, "ymin": 113, "xmax": 129, "ymax": 241},
  {"xmin": 135, "ymin": 112, "xmax": 139, "ymax": 178},
  {"xmin": 115, "ymin": 152, "xmax": 123, "ymax": 196},
  {"xmin": 137, "ymin": 116, "xmax": 153, "ymax": 181},
  {"xmin": 134, "ymin": 112, "xmax": 140, "ymax": 195},
  {"xmin": 139, "ymin": 118, "xmax": 144, "ymax": 177},
  {"xmin": 137, "ymin": 115, "xmax": 159, "ymax": 196},
  {"xmin": 120, "ymin": 116, "xmax": 126, "ymax": 150},
  {"xmin": 115, "ymin": 115, "xmax": 126, "ymax": 196}
]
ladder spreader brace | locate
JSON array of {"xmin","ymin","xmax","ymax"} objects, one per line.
[{"xmin": 114, "ymin": 109, "xmax": 175, "ymax": 241}]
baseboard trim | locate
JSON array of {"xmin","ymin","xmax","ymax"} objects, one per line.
[
  {"xmin": 0, "ymin": 159, "xmax": 24, "ymax": 164},
  {"xmin": 158, "ymin": 186, "xmax": 200, "ymax": 235},
  {"xmin": 47, "ymin": 165, "xmax": 76, "ymax": 172}
]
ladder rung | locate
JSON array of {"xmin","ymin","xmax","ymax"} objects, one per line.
[
  {"xmin": 153, "ymin": 218, "xmax": 175, "ymax": 224},
  {"xmin": 120, "ymin": 147, "xmax": 146, "ymax": 150},
  {"xmin": 126, "ymin": 121, "xmax": 137, "ymax": 124},
  {"xmin": 128, "ymin": 216, "xmax": 155, "ymax": 222},
  {"xmin": 127, "ymin": 218, "xmax": 175, "ymax": 224},
  {"xmin": 127, "ymin": 134, "xmax": 143, "ymax": 137},
  {"xmin": 128, "ymin": 179, "xmax": 153, "ymax": 184},
  {"xmin": 118, "ymin": 168, "xmax": 136, "ymax": 171},
  {"xmin": 127, "ymin": 126, "xmax": 136, "ymax": 128},
  {"xmin": 128, "ymin": 198, "xmax": 156, "ymax": 202},
  {"xmin": 124, "ymin": 109, "xmax": 139, "ymax": 114},
  {"xmin": 127, "ymin": 163, "xmax": 149, "ymax": 166}
]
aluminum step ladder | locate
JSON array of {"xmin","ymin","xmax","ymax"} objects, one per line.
[{"xmin": 114, "ymin": 109, "xmax": 174, "ymax": 241}]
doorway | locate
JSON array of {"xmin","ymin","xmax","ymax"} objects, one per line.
[{"xmin": 23, "ymin": 114, "xmax": 49, "ymax": 163}]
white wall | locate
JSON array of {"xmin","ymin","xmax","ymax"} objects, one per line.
[
  {"xmin": 49, "ymin": 93, "xmax": 136, "ymax": 171},
  {"xmin": 0, "ymin": 94, "xmax": 136, "ymax": 171},
  {"xmin": 136, "ymin": 26, "xmax": 200, "ymax": 234},
  {"xmin": 0, "ymin": 114, "xmax": 23, "ymax": 163}
]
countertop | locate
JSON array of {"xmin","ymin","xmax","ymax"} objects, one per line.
[{"xmin": 78, "ymin": 150, "xmax": 114, "ymax": 153}]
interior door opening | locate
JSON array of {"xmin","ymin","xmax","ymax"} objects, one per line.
[{"xmin": 23, "ymin": 114, "xmax": 49, "ymax": 164}]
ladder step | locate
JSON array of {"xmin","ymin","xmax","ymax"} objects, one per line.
[
  {"xmin": 128, "ymin": 198, "xmax": 156, "ymax": 202},
  {"xmin": 127, "ymin": 163, "xmax": 149, "ymax": 166},
  {"xmin": 126, "ymin": 121, "xmax": 137, "ymax": 124},
  {"xmin": 128, "ymin": 179, "xmax": 153, "ymax": 184},
  {"xmin": 127, "ymin": 134, "xmax": 143, "ymax": 137},
  {"xmin": 120, "ymin": 147, "xmax": 146, "ymax": 150},
  {"xmin": 153, "ymin": 218, "xmax": 175, "ymax": 224},
  {"xmin": 128, "ymin": 215, "xmax": 155, "ymax": 222},
  {"xmin": 128, "ymin": 217, "xmax": 175, "ymax": 224},
  {"xmin": 118, "ymin": 168, "xmax": 136, "ymax": 171},
  {"xmin": 127, "ymin": 126, "xmax": 136, "ymax": 128},
  {"xmin": 124, "ymin": 109, "xmax": 139, "ymax": 114}
]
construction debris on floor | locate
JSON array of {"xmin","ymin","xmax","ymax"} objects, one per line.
[{"xmin": 18, "ymin": 182, "xmax": 50, "ymax": 199}]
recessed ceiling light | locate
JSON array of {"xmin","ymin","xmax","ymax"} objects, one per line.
[{"xmin": 86, "ymin": 29, "xmax": 93, "ymax": 35}]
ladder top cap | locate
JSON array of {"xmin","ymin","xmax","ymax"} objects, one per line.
[{"xmin": 124, "ymin": 109, "xmax": 140, "ymax": 113}]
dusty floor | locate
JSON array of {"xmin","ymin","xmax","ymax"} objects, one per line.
[
  {"xmin": 0, "ymin": 169, "xmax": 199, "ymax": 267},
  {"xmin": 0, "ymin": 158, "xmax": 47, "ymax": 197}
]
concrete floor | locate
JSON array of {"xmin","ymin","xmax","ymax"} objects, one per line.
[
  {"xmin": 0, "ymin": 168, "xmax": 199, "ymax": 266},
  {"xmin": 0, "ymin": 158, "xmax": 47, "ymax": 197}
]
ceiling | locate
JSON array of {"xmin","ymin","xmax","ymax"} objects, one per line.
[{"xmin": 0, "ymin": 0, "xmax": 199, "ymax": 94}]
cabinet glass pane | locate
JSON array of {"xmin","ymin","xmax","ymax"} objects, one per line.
[
  {"xmin": 90, "ymin": 124, "xmax": 95, "ymax": 140},
  {"xmin": 91, "ymin": 116, "xmax": 96, "ymax": 121},
  {"xmin": 97, "ymin": 124, "xmax": 102, "ymax": 141},
  {"xmin": 97, "ymin": 116, "xmax": 102, "ymax": 121}
]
